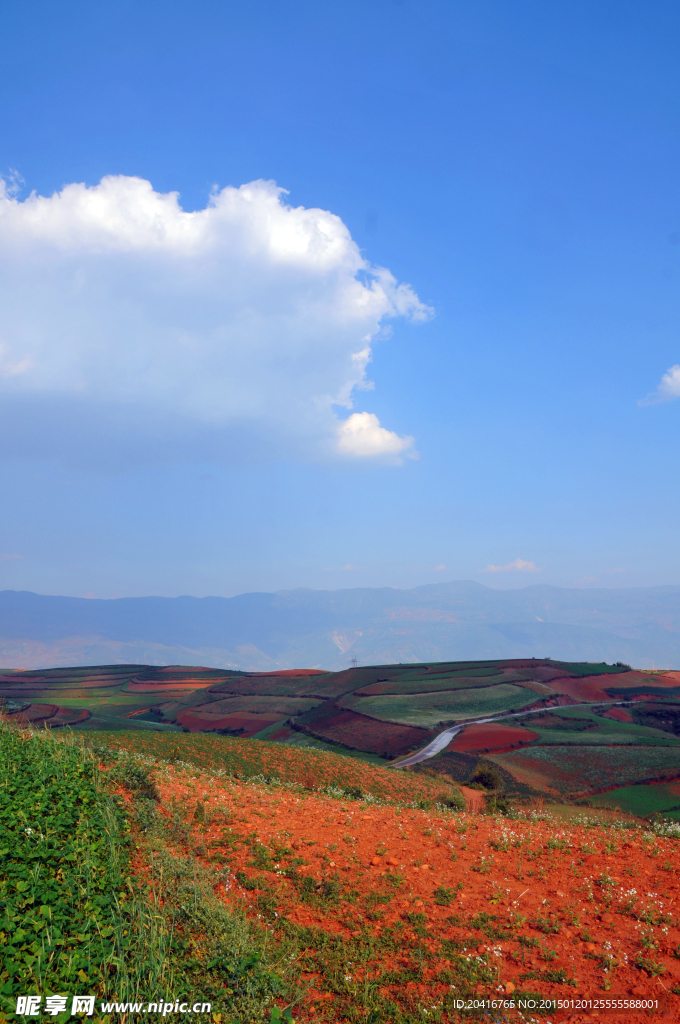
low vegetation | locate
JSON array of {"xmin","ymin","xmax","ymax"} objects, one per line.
[{"xmin": 3, "ymin": 717, "xmax": 680, "ymax": 1023}]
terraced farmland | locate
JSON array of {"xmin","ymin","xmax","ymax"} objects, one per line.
[
  {"xmin": 492, "ymin": 744, "xmax": 680, "ymax": 795},
  {"xmin": 4, "ymin": 657, "xmax": 680, "ymax": 816},
  {"xmin": 344, "ymin": 683, "xmax": 540, "ymax": 726}
]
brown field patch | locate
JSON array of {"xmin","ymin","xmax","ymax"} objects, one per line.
[
  {"xmin": 2, "ymin": 702, "xmax": 58, "ymax": 723},
  {"xmin": 447, "ymin": 721, "xmax": 539, "ymax": 753},
  {"xmin": 550, "ymin": 670, "xmax": 659, "ymax": 702},
  {"xmin": 176, "ymin": 709, "xmax": 284, "ymax": 735},
  {"xmin": 51, "ymin": 706, "xmax": 91, "ymax": 726},
  {"xmin": 603, "ymin": 706, "xmax": 635, "ymax": 723},
  {"xmin": 304, "ymin": 707, "xmax": 432, "ymax": 757}
]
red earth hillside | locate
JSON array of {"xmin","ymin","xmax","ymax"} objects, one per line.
[{"xmin": 134, "ymin": 759, "xmax": 680, "ymax": 1023}]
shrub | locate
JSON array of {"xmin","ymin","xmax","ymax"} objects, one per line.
[
  {"xmin": 470, "ymin": 760, "xmax": 504, "ymax": 791},
  {"xmin": 435, "ymin": 787, "xmax": 466, "ymax": 811}
]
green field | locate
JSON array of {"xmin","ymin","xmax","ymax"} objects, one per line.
[
  {"xmin": 345, "ymin": 683, "xmax": 538, "ymax": 726},
  {"xmin": 355, "ymin": 673, "xmax": 530, "ymax": 695},
  {"xmin": 528, "ymin": 710, "xmax": 680, "ymax": 746},
  {"xmin": 587, "ymin": 783, "xmax": 680, "ymax": 819}
]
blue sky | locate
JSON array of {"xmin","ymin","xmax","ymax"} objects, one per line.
[{"xmin": 0, "ymin": 0, "xmax": 679, "ymax": 598}]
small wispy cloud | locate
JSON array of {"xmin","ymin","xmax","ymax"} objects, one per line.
[
  {"xmin": 483, "ymin": 558, "xmax": 540, "ymax": 574},
  {"xmin": 433, "ymin": 563, "xmax": 446, "ymax": 571},
  {"xmin": 639, "ymin": 364, "xmax": 680, "ymax": 406},
  {"xmin": 0, "ymin": 553, "xmax": 22, "ymax": 561}
]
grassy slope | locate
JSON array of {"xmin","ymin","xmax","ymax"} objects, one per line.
[
  {"xmin": 345, "ymin": 684, "xmax": 539, "ymax": 726},
  {"xmin": 588, "ymin": 783, "xmax": 680, "ymax": 818},
  {"xmin": 86, "ymin": 730, "xmax": 449, "ymax": 804},
  {"xmin": 0, "ymin": 725, "xmax": 301, "ymax": 1021}
]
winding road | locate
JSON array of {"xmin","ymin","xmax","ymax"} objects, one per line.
[{"xmin": 391, "ymin": 698, "xmax": 634, "ymax": 769}]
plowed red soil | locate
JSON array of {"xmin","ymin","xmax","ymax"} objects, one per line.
[
  {"xmin": 143, "ymin": 764, "xmax": 680, "ymax": 1023},
  {"xmin": 447, "ymin": 723, "xmax": 539, "ymax": 753},
  {"xmin": 176, "ymin": 709, "xmax": 283, "ymax": 735},
  {"xmin": 305, "ymin": 707, "xmax": 432, "ymax": 756},
  {"xmin": 554, "ymin": 672, "xmax": 677, "ymax": 703},
  {"xmin": 603, "ymin": 707, "xmax": 635, "ymax": 723},
  {"xmin": 1, "ymin": 702, "xmax": 57, "ymax": 723}
]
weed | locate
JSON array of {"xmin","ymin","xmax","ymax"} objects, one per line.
[
  {"xmin": 532, "ymin": 912, "xmax": 561, "ymax": 934},
  {"xmin": 633, "ymin": 953, "xmax": 666, "ymax": 977},
  {"xmin": 433, "ymin": 885, "xmax": 457, "ymax": 906}
]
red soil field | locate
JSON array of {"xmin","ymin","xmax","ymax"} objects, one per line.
[
  {"xmin": 548, "ymin": 671, "xmax": 661, "ymax": 703},
  {"xmin": 603, "ymin": 707, "xmax": 635, "ymax": 723},
  {"xmin": 447, "ymin": 722, "xmax": 539, "ymax": 753},
  {"xmin": 266, "ymin": 724, "xmax": 295, "ymax": 741},
  {"xmin": 1, "ymin": 702, "xmax": 57, "ymax": 723},
  {"xmin": 51, "ymin": 706, "xmax": 90, "ymax": 726},
  {"xmin": 1, "ymin": 702, "xmax": 90, "ymax": 726},
  {"xmin": 134, "ymin": 763, "xmax": 680, "ymax": 1023},
  {"xmin": 305, "ymin": 707, "xmax": 432, "ymax": 756},
  {"xmin": 176, "ymin": 709, "xmax": 283, "ymax": 735}
]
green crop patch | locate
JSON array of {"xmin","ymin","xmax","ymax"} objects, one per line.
[
  {"xmin": 0, "ymin": 725, "xmax": 132, "ymax": 1009},
  {"xmin": 588, "ymin": 783, "xmax": 680, "ymax": 818},
  {"xmin": 346, "ymin": 684, "xmax": 538, "ymax": 727}
]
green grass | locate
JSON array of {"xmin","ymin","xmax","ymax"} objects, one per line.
[
  {"xmin": 553, "ymin": 661, "xmax": 631, "ymax": 677},
  {"xmin": 346, "ymin": 684, "xmax": 539, "ymax": 726},
  {"xmin": 0, "ymin": 724, "xmax": 298, "ymax": 1021},
  {"xmin": 527, "ymin": 708, "xmax": 680, "ymax": 746},
  {"xmin": 0, "ymin": 725, "xmax": 133, "ymax": 1009},
  {"xmin": 273, "ymin": 729, "xmax": 392, "ymax": 765},
  {"xmin": 588, "ymin": 784, "xmax": 680, "ymax": 818},
  {"xmin": 532, "ymin": 726, "xmax": 679, "ymax": 746},
  {"xmin": 354, "ymin": 674, "xmax": 518, "ymax": 696}
]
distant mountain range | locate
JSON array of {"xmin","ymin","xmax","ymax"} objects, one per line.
[{"xmin": 1, "ymin": 582, "xmax": 679, "ymax": 671}]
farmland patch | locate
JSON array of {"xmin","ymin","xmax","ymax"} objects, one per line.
[
  {"xmin": 492, "ymin": 744, "xmax": 680, "ymax": 796},
  {"xmin": 185, "ymin": 695, "xmax": 320, "ymax": 716},
  {"xmin": 538, "ymin": 670, "xmax": 658, "ymax": 702},
  {"xmin": 176, "ymin": 709, "xmax": 285, "ymax": 735},
  {"xmin": 603, "ymin": 706, "xmax": 634, "ymax": 723},
  {"xmin": 345, "ymin": 684, "xmax": 539, "ymax": 727},
  {"xmin": 587, "ymin": 782, "xmax": 680, "ymax": 818},
  {"xmin": 87, "ymin": 729, "xmax": 445, "ymax": 802},
  {"xmin": 447, "ymin": 721, "xmax": 539, "ymax": 753},
  {"xmin": 301, "ymin": 705, "xmax": 433, "ymax": 756}
]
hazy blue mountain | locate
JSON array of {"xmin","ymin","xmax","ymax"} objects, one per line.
[{"xmin": 0, "ymin": 582, "xmax": 678, "ymax": 671}]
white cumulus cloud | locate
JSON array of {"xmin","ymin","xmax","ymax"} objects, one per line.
[
  {"xmin": 639, "ymin": 364, "xmax": 680, "ymax": 406},
  {"xmin": 0, "ymin": 174, "xmax": 431, "ymax": 466},
  {"xmin": 336, "ymin": 411, "xmax": 416, "ymax": 462},
  {"xmin": 483, "ymin": 558, "xmax": 541, "ymax": 573}
]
